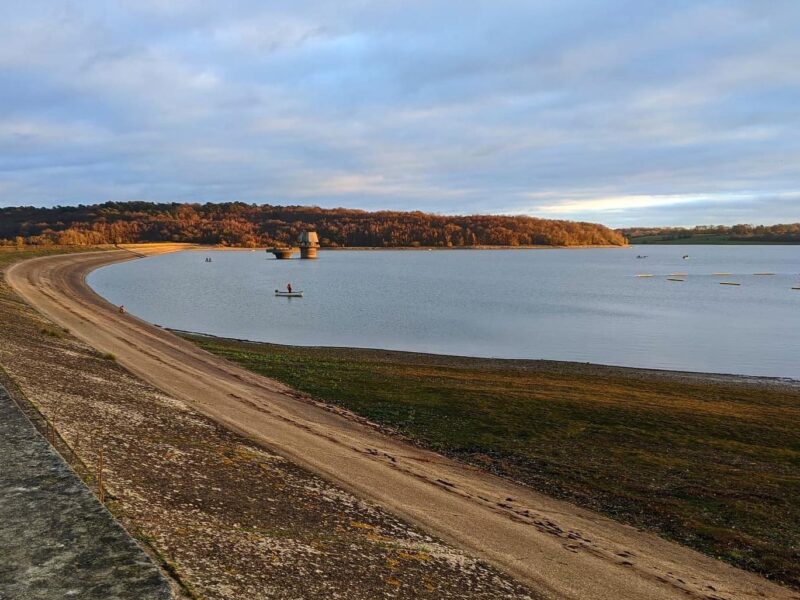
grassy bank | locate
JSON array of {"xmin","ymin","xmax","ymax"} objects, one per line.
[
  {"xmin": 184, "ymin": 335, "xmax": 800, "ymax": 588},
  {"xmin": 628, "ymin": 233, "xmax": 797, "ymax": 244}
]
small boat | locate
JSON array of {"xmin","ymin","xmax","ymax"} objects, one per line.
[
  {"xmin": 719, "ymin": 282, "xmax": 741, "ymax": 286},
  {"xmin": 712, "ymin": 272, "xmax": 731, "ymax": 276},
  {"xmin": 667, "ymin": 278, "xmax": 685, "ymax": 282},
  {"xmin": 753, "ymin": 273, "xmax": 775, "ymax": 276},
  {"xmin": 636, "ymin": 274, "xmax": 654, "ymax": 278},
  {"xmin": 275, "ymin": 290, "xmax": 303, "ymax": 297}
]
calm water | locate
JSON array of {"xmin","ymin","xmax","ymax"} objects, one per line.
[{"xmin": 88, "ymin": 246, "xmax": 800, "ymax": 379}]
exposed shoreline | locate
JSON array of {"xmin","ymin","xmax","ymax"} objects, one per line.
[
  {"xmin": 171, "ymin": 328, "xmax": 800, "ymax": 390},
  {"xmin": 183, "ymin": 332, "xmax": 800, "ymax": 591}
]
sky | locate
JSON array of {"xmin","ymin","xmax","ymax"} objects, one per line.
[{"xmin": 0, "ymin": 1, "xmax": 799, "ymax": 227}]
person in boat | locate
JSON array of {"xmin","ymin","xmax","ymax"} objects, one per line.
[{"xmin": 287, "ymin": 283, "xmax": 293, "ymax": 293}]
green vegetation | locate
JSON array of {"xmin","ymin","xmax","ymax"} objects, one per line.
[
  {"xmin": 184, "ymin": 335, "xmax": 800, "ymax": 588},
  {"xmin": 621, "ymin": 223, "xmax": 800, "ymax": 244}
]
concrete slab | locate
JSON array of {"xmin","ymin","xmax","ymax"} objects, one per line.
[{"xmin": 0, "ymin": 385, "xmax": 172, "ymax": 600}]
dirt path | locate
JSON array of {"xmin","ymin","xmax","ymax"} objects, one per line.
[{"xmin": 7, "ymin": 249, "xmax": 798, "ymax": 600}]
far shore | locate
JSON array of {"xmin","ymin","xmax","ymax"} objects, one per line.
[
  {"xmin": 187, "ymin": 243, "xmax": 629, "ymax": 251},
  {"xmin": 3, "ymin": 242, "xmax": 629, "ymax": 255}
]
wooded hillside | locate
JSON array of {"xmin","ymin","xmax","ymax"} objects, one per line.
[
  {"xmin": 621, "ymin": 224, "xmax": 800, "ymax": 244},
  {"xmin": 0, "ymin": 202, "xmax": 626, "ymax": 247}
]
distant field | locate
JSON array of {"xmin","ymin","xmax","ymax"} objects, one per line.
[
  {"xmin": 630, "ymin": 234, "xmax": 734, "ymax": 244},
  {"xmin": 627, "ymin": 234, "xmax": 798, "ymax": 244},
  {"xmin": 0, "ymin": 246, "xmax": 90, "ymax": 261},
  {"xmin": 184, "ymin": 335, "xmax": 800, "ymax": 589}
]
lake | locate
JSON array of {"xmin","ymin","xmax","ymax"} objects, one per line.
[{"xmin": 87, "ymin": 246, "xmax": 800, "ymax": 379}]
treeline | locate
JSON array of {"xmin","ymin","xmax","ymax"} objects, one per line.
[
  {"xmin": 621, "ymin": 223, "xmax": 800, "ymax": 244},
  {"xmin": 0, "ymin": 202, "xmax": 626, "ymax": 248}
]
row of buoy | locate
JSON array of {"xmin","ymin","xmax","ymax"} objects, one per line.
[
  {"xmin": 637, "ymin": 273, "xmax": 783, "ymax": 278},
  {"xmin": 637, "ymin": 273, "xmax": 800, "ymax": 289}
]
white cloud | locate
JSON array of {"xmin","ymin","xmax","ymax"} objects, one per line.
[{"xmin": 0, "ymin": 0, "xmax": 798, "ymax": 225}]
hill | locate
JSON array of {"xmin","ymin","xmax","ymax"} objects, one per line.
[
  {"xmin": 0, "ymin": 202, "xmax": 626, "ymax": 248},
  {"xmin": 621, "ymin": 224, "xmax": 800, "ymax": 244}
]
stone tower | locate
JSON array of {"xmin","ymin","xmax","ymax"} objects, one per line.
[{"xmin": 298, "ymin": 230, "xmax": 320, "ymax": 259}]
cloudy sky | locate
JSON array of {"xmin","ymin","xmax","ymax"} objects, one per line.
[{"xmin": 1, "ymin": 1, "xmax": 798, "ymax": 226}]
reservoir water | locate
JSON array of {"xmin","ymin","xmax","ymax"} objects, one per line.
[{"xmin": 88, "ymin": 246, "xmax": 800, "ymax": 379}]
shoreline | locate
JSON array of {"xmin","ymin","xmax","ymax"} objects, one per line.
[
  {"xmin": 169, "ymin": 328, "xmax": 800, "ymax": 390},
  {"xmin": 188, "ymin": 244, "xmax": 628, "ymax": 251},
  {"xmin": 2, "ymin": 243, "xmax": 628, "ymax": 253},
  {"xmin": 185, "ymin": 329, "xmax": 800, "ymax": 591}
]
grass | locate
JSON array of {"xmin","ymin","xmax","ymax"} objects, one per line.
[
  {"xmin": 628, "ymin": 233, "xmax": 796, "ymax": 244},
  {"xmin": 184, "ymin": 335, "xmax": 800, "ymax": 589}
]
